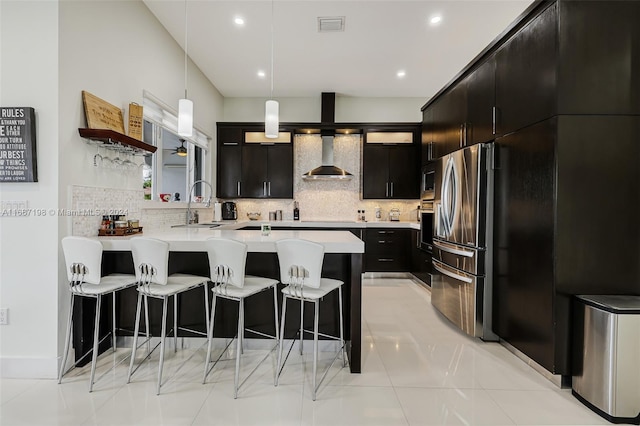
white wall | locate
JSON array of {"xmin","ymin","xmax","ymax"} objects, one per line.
[
  {"xmin": 223, "ymin": 96, "xmax": 424, "ymax": 122},
  {"xmin": 0, "ymin": 0, "xmax": 60, "ymax": 378},
  {"xmin": 1, "ymin": 0, "xmax": 224, "ymax": 378}
]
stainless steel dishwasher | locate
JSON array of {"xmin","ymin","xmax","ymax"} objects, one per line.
[{"xmin": 572, "ymin": 295, "xmax": 640, "ymax": 425}]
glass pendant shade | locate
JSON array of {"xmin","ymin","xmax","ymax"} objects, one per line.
[
  {"xmin": 265, "ymin": 100, "xmax": 279, "ymax": 138},
  {"xmin": 178, "ymin": 98, "xmax": 193, "ymax": 137}
]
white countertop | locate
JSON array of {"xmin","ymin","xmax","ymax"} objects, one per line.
[
  {"xmin": 96, "ymin": 229, "xmax": 365, "ymax": 253},
  {"xmin": 209, "ymin": 220, "xmax": 421, "ymax": 231}
]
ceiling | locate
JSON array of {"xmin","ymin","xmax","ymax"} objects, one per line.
[{"xmin": 143, "ymin": 0, "xmax": 534, "ymax": 100}]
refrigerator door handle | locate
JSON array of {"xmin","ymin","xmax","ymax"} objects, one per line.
[
  {"xmin": 433, "ymin": 240, "xmax": 474, "ymax": 257},
  {"xmin": 432, "ymin": 260, "xmax": 473, "ymax": 284}
]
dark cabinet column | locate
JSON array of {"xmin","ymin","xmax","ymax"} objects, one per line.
[
  {"xmin": 216, "ymin": 128, "xmax": 242, "ymax": 198},
  {"xmin": 421, "ymin": 108, "xmax": 434, "ymax": 165},
  {"xmin": 388, "ymin": 146, "xmax": 419, "ymax": 199},
  {"xmin": 266, "ymin": 145, "xmax": 293, "ymax": 198},
  {"xmin": 495, "ymin": 2, "xmax": 557, "ymax": 136},
  {"xmin": 362, "ymin": 146, "xmax": 389, "ymax": 199},
  {"xmin": 465, "ymin": 58, "xmax": 496, "ymax": 145},
  {"xmin": 493, "ymin": 118, "xmax": 557, "ymax": 373},
  {"xmin": 241, "ymin": 145, "xmax": 269, "ymax": 198}
]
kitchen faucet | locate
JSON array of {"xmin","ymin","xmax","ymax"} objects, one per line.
[{"xmin": 186, "ymin": 179, "xmax": 213, "ymax": 225}]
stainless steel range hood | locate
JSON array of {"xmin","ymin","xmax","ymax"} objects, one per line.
[{"xmin": 302, "ymin": 93, "xmax": 354, "ymax": 181}]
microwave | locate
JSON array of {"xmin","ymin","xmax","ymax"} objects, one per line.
[{"xmin": 421, "ymin": 163, "xmax": 436, "ymax": 201}]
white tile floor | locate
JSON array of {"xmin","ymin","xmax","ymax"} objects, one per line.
[{"xmin": 0, "ymin": 277, "xmax": 610, "ymax": 425}]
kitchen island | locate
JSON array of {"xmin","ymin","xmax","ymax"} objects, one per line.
[{"xmin": 84, "ymin": 229, "xmax": 365, "ymax": 373}]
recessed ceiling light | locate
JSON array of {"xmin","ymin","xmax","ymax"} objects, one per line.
[
  {"xmin": 397, "ymin": 70, "xmax": 406, "ymax": 78},
  {"xmin": 234, "ymin": 17, "xmax": 245, "ymax": 26},
  {"xmin": 430, "ymin": 15, "xmax": 442, "ymax": 25},
  {"xmin": 257, "ymin": 70, "xmax": 266, "ymax": 78}
]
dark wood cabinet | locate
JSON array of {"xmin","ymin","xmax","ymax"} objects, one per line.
[
  {"xmin": 362, "ymin": 144, "xmax": 419, "ymax": 199},
  {"xmin": 495, "ymin": 2, "xmax": 557, "ymax": 136},
  {"xmin": 421, "ymin": 108, "xmax": 434, "ymax": 166},
  {"xmin": 241, "ymin": 144, "xmax": 293, "ymax": 199},
  {"xmin": 216, "ymin": 127, "xmax": 242, "ymax": 198},
  {"xmin": 364, "ymin": 228, "xmax": 410, "ymax": 272},
  {"xmin": 410, "ymin": 229, "xmax": 431, "ymax": 285},
  {"xmin": 557, "ymin": 0, "xmax": 640, "ymax": 115},
  {"xmin": 464, "ymin": 58, "xmax": 496, "ymax": 145},
  {"xmin": 216, "ymin": 124, "xmax": 293, "ymax": 199}
]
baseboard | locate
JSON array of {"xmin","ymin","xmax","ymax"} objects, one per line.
[
  {"xmin": 499, "ymin": 339, "xmax": 566, "ymax": 388},
  {"xmin": 1, "ymin": 356, "xmax": 59, "ymax": 379}
]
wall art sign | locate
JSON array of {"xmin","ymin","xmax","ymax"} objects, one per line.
[{"xmin": 0, "ymin": 107, "xmax": 37, "ymax": 182}]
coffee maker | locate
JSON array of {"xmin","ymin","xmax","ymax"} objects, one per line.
[{"xmin": 222, "ymin": 202, "xmax": 237, "ymax": 220}]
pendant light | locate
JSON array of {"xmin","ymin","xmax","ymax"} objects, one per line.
[
  {"xmin": 265, "ymin": 0, "xmax": 279, "ymax": 138},
  {"xmin": 178, "ymin": 0, "xmax": 193, "ymax": 138}
]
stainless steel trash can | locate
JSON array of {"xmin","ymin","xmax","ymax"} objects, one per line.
[{"xmin": 573, "ymin": 295, "xmax": 640, "ymax": 425}]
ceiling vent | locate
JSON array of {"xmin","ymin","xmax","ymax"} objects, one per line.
[{"xmin": 318, "ymin": 16, "xmax": 345, "ymax": 32}]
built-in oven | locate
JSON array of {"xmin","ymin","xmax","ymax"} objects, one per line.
[
  {"xmin": 421, "ymin": 162, "xmax": 436, "ymax": 201},
  {"xmin": 420, "ymin": 201, "xmax": 434, "ymax": 252}
]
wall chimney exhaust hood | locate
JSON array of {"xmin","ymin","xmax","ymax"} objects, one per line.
[{"xmin": 302, "ymin": 92, "xmax": 354, "ymax": 180}]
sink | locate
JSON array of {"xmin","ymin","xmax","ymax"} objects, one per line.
[{"xmin": 171, "ymin": 223, "xmax": 221, "ymax": 229}]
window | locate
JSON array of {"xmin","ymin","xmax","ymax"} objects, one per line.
[{"xmin": 142, "ymin": 92, "xmax": 209, "ymax": 201}]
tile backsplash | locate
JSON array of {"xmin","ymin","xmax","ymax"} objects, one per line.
[
  {"xmin": 70, "ymin": 133, "xmax": 421, "ymax": 236},
  {"xmin": 235, "ymin": 134, "xmax": 420, "ymax": 222}
]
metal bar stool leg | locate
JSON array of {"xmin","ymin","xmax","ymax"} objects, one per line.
[
  {"xmin": 144, "ymin": 295, "xmax": 150, "ymax": 353},
  {"xmin": 157, "ymin": 296, "xmax": 169, "ymax": 395},
  {"xmin": 276, "ymin": 295, "xmax": 288, "ymax": 386},
  {"xmin": 299, "ymin": 298, "xmax": 304, "ymax": 355},
  {"xmin": 234, "ymin": 299, "xmax": 244, "ymax": 399},
  {"xmin": 339, "ymin": 286, "xmax": 347, "ymax": 367},
  {"xmin": 58, "ymin": 294, "xmax": 75, "ymax": 384},
  {"xmin": 312, "ymin": 299, "xmax": 319, "ymax": 401},
  {"xmin": 112, "ymin": 291, "xmax": 117, "ymax": 352},
  {"xmin": 89, "ymin": 295, "xmax": 103, "ymax": 392},
  {"xmin": 173, "ymin": 294, "xmax": 178, "ymax": 352},
  {"xmin": 203, "ymin": 294, "xmax": 217, "ymax": 383},
  {"xmin": 127, "ymin": 292, "xmax": 143, "ymax": 383}
]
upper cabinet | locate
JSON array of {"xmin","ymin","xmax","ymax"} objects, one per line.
[
  {"xmin": 362, "ymin": 127, "xmax": 420, "ymax": 199},
  {"xmin": 495, "ymin": 2, "xmax": 558, "ymax": 136},
  {"xmin": 216, "ymin": 124, "xmax": 293, "ymax": 199},
  {"xmin": 556, "ymin": 0, "xmax": 640, "ymax": 115}
]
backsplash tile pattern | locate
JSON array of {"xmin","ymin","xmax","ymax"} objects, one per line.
[
  {"xmin": 70, "ymin": 185, "xmax": 213, "ymax": 236},
  {"xmin": 235, "ymin": 134, "xmax": 420, "ymax": 222}
]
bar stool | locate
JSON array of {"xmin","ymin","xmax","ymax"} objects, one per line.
[
  {"xmin": 127, "ymin": 237, "xmax": 210, "ymax": 395},
  {"xmin": 275, "ymin": 239, "xmax": 348, "ymax": 400},
  {"xmin": 59, "ymin": 236, "xmax": 137, "ymax": 392},
  {"xmin": 202, "ymin": 237, "xmax": 279, "ymax": 398}
]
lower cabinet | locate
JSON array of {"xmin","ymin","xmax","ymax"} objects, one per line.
[
  {"xmin": 410, "ymin": 229, "xmax": 431, "ymax": 285},
  {"xmin": 364, "ymin": 228, "xmax": 410, "ymax": 272}
]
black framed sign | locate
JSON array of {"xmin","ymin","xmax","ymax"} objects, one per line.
[{"xmin": 0, "ymin": 107, "xmax": 37, "ymax": 182}]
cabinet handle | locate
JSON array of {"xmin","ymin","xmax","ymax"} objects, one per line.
[
  {"xmin": 223, "ymin": 142, "xmax": 239, "ymax": 146},
  {"xmin": 378, "ymin": 230, "xmax": 394, "ymax": 234},
  {"xmin": 492, "ymin": 107, "xmax": 497, "ymax": 135},
  {"xmin": 268, "ymin": 181, "xmax": 271, "ymax": 196},
  {"xmin": 263, "ymin": 182, "xmax": 267, "ymax": 196},
  {"xmin": 378, "ymin": 258, "xmax": 394, "ymax": 262},
  {"xmin": 460, "ymin": 124, "xmax": 464, "ymax": 148},
  {"xmin": 390, "ymin": 182, "xmax": 394, "ymax": 197},
  {"xmin": 464, "ymin": 123, "xmax": 468, "ymax": 145},
  {"xmin": 237, "ymin": 181, "xmax": 241, "ymax": 196},
  {"xmin": 429, "ymin": 142, "xmax": 433, "ymax": 160},
  {"xmin": 378, "ymin": 240, "xmax": 387, "ymax": 244},
  {"xmin": 385, "ymin": 182, "xmax": 389, "ymax": 197}
]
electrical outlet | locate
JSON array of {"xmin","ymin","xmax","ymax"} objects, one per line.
[{"xmin": 0, "ymin": 308, "xmax": 8, "ymax": 325}]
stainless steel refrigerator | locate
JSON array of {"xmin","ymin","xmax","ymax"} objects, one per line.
[{"xmin": 432, "ymin": 143, "xmax": 498, "ymax": 341}]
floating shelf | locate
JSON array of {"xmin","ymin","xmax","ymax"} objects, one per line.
[{"xmin": 78, "ymin": 128, "xmax": 157, "ymax": 154}]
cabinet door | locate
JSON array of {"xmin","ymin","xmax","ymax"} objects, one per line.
[
  {"xmin": 410, "ymin": 229, "xmax": 431, "ymax": 284},
  {"xmin": 493, "ymin": 118, "xmax": 557, "ymax": 373},
  {"xmin": 421, "ymin": 108, "xmax": 434, "ymax": 164},
  {"xmin": 465, "ymin": 57, "xmax": 496, "ymax": 145},
  {"xmin": 216, "ymin": 127, "xmax": 242, "ymax": 198},
  {"xmin": 388, "ymin": 145, "xmax": 419, "ymax": 199},
  {"xmin": 433, "ymin": 86, "xmax": 466, "ymax": 156},
  {"xmin": 495, "ymin": 3, "xmax": 557, "ymax": 136},
  {"xmin": 241, "ymin": 145, "xmax": 268, "ymax": 198},
  {"xmin": 266, "ymin": 145, "xmax": 293, "ymax": 198},
  {"xmin": 362, "ymin": 146, "xmax": 390, "ymax": 199},
  {"xmin": 558, "ymin": 1, "xmax": 640, "ymax": 115}
]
